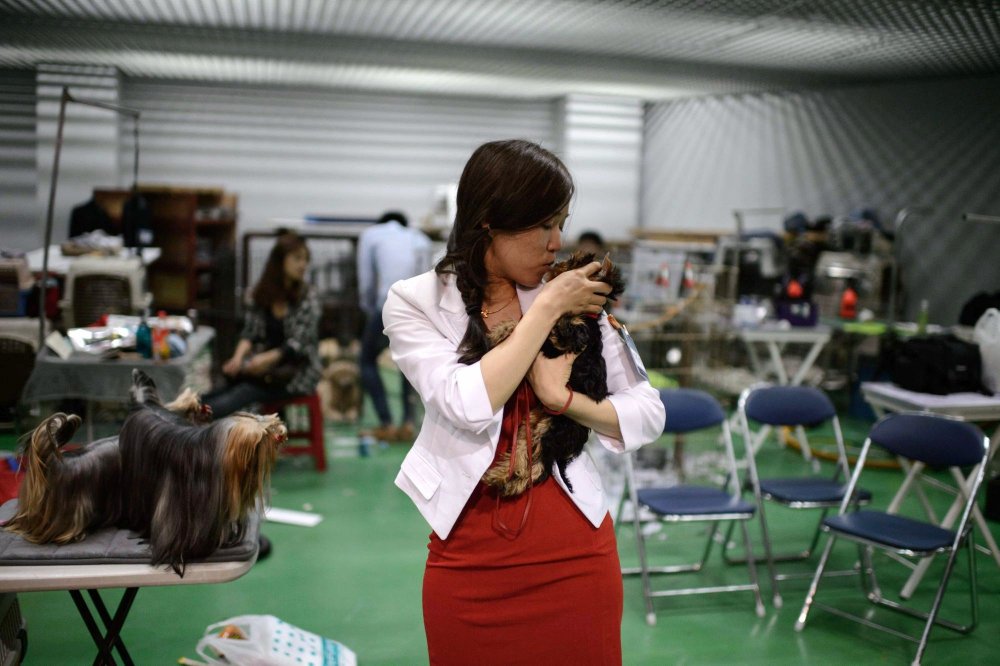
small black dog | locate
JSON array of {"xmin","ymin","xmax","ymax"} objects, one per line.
[{"xmin": 482, "ymin": 252, "xmax": 626, "ymax": 496}]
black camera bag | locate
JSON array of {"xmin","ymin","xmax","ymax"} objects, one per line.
[{"xmin": 891, "ymin": 334, "xmax": 985, "ymax": 395}]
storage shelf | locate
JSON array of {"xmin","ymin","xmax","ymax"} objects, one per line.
[{"xmin": 93, "ymin": 186, "xmax": 237, "ymax": 313}]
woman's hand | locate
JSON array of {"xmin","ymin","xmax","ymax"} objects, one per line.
[
  {"xmin": 527, "ymin": 351, "xmax": 576, "ymax": 412},
  {"xmin": 222, "ymin": 355, "xmax": 244, "ymax": 377},
  {"xmin": 223, "ymin": 339, "xmax": 254, "ymax": 377},
  {"xmin": 243, "ymin": 349, "xmax": 282, "ymax": 376},
  {"xmin": 535, "ymin": 261, "xmax": 611, "ymax": 318}
]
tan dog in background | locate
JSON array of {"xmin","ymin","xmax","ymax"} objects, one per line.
[{"xmin": 317, "ymin": 338, "xmax": 363, "ymax": 423}]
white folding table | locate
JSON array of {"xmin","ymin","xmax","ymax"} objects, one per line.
[
  {"xmin": 739, "ymin": 322, "xmax": 832, "ymax": 387},
  {"xmin": 0, "ymin": 500, "xmax": 259, "ymax": 665},
  {"xmin": 738, "ymin": 323, "xmax": 833, "ymax": 465},
  {"xmin": 0, "ymin": 559, "xmax": 255, "ymax": 665}
]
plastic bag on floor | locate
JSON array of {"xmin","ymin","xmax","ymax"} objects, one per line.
[{"xmin": 195, "ymin": 614, "xmax": 357, "ymax": 666}]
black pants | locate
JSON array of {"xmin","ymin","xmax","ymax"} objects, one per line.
[
  {"xmin": 202, "ymin": 381, "xmax": 292, "ymax": 418},
  {"xmin": 360, "ymin": 310, "xmax": 414, "ymax": 426}
]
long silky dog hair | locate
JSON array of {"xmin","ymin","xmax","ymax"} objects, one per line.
[
  {"xmin": 5, "ymin": 370, "xmax": 286, "ymax": 575},
  {"xmin": 482, "ymin": 251, "xmax": 625, "ymax": 496}
]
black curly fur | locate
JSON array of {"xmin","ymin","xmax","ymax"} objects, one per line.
[{"xmin": 536, "ymin": 251, "xmax": 625, "ymax": 492}]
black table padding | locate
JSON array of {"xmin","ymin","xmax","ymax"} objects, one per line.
[{"xmin": 0, "ymin": 500, "xmax": 259, "ymax": 566}]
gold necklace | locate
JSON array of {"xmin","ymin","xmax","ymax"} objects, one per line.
[{"xmin": 480, "ymin": 294, "xmax": 516, "ymax": 319}]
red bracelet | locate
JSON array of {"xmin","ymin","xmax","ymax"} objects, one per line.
[{"xmin": 543, "ymin": 387, "xmax": 574, "ymax": 416}]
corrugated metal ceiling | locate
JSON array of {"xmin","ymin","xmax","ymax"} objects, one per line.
[{"xmin": 0, "ymin": 0, "xmax": 997, "ymax": 98}]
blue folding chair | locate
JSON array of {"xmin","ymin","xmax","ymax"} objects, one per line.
[
  {"xmin": 796, "ymin": 413, "xmax": 989, "ymax": 666},
  {"xmin": 732, "ymin": 384, "xmax": 871, "ymax": 607},
  {"xmin": 621, "ymin": 389, "xmax": 765, "ymax": 625}
]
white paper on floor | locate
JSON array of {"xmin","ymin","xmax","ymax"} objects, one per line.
[{"xmin": 265, "ymin": 506, "xmax": 324, "ymax": 527}]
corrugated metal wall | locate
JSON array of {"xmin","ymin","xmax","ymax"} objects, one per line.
[
  {"xmin": 559, "ymin": 95, "xmax": 643, "ymax": 243},
  {"xmin": 119, "ymin": 79, "xmax": 558, "ymax": 233},
  {"xmin": 642, "ymin": 75, "xmax": 1000, "ymax": 323},
  {"xmin": 0, "ymin": 68, "xmax": 38, "ymax": 251}
]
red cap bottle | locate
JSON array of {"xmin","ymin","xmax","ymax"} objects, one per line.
[{"xmin": 839, "ymin": 285, "xmax": 858, "ymax": 320}]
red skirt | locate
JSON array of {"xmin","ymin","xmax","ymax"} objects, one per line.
[{"xmin": 423, "ymin": 477, "xmax": 623, "ymax": 666}]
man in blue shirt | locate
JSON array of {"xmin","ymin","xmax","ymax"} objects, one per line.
[{"xmin": 357, "ymin": 211, "xmax": 431, "ymax": 441}]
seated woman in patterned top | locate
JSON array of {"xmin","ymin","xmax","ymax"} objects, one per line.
[{"xmin": 204, "ymin": 230, "xmax": 322, "ymax": 417}]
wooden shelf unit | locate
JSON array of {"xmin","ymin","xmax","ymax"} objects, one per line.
[{"xmin": 93, "ymin": 186, "xmax": 237, "ymax": 312}]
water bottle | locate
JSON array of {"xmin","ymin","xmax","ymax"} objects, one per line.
[
  {"xmin": 358, "ymin": 434, "xmax": 374, "ymax": 458},
  {"xmin": 917, "ymin": 299, "xmax": 929, "ymax": 335},
  {"xmin": 153, "ymin": 310, "xmax": 170, "ymax": 360},
  {"xmin": 136, "ymin": 308, "xmax": 152, "ymax": 359}
]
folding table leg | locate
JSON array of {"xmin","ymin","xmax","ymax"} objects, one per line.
[
  {"xmin": 68, "ymin": 587, "xmax": 138, "ymax": 666},
  {"xmin": 90, "ymin": 588, "xmax": 137, "ymax": 666},
  {"xmin": 900, "ymin": 465, "xmax": 1000, "ymax": 599}
]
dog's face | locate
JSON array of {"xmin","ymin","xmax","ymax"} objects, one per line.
[
  {"xmin": 323, "ymin": 360, "xmax": 362, "ymax": 413},
  {"xmin": 319, "ymin": 338, "xmax": 360, "ymax": 365},
  {"xmin": 542, "ymin": 252, "xmax": 625, "ymax": 354},
  {"xmin": 545, "ymin": 251, "xmax": 625, "ymax": 301},
  {"xmin": 318, "ymin": 338, "xmax": 340, "ymax": 365}
]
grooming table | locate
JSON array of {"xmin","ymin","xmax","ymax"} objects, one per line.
[{"xmin": 0, "ymin": 500, "xmax": 259, "ymax": 665}]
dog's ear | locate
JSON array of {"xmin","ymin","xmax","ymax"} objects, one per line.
[
  {"xmin": 595, "ymin": 254, "xmax": 625, "ymax": 303},
  {"xmin": 129, "ymin": 368, "xmax": 161, "ymax": 407}
]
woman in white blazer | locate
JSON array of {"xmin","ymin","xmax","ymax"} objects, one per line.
[{"xmin": 383, "ymin": 139, "xmax": 665, "ymax": 666}]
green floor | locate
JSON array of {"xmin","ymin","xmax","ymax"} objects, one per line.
[{"xmin": 3, "ymin": 405, "xmax": 999, "ymax": 665}]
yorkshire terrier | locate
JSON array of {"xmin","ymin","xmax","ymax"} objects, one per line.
[
  {"xmin": 317, "ymin": 338, "xmax": 363, "ymax": 423},
  {"xmin": 4, "ymin": 370, "xmax": 286, "ymax": 575},
  {"xmin": 482, "ymin": 252, "xmax": 626, "ymax": 496}
]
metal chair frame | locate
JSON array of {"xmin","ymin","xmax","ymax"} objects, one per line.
[
  {"xmin": 0, "ymin": 335, "xmax": 36, "ymax": 435},
  {"xmin": 726, "ymin": 383, "xmax": 869, "ymax": 607},
  {"xmin": 620, "ymin": 389, "xmax": 766, "ymax": 625},
  {"xmin": 260, "ymin": 393, "xmax": 328, "ymax": 472},
  {"xmin": 795, "ymin": 412, "xmax": 988, "ymax": 666}
]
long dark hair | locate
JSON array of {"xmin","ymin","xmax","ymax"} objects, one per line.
[
  {"xmin": 436, "ymin": 139, "xmax": 574, "ymax": 364},
  {"xmin": 253, "ymin": 230, "xmax": 310, "ymax": 309}
]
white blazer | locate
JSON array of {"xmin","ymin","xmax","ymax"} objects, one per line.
[{"xmin": 384, "ymin": 270, "xmax": 665, "ymax": 539}]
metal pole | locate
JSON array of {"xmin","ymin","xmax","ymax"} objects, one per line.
[
  {"xmin": 964, "ymin": 213, "xmax": 1000, "ymax": 224},
  {"xmin": 729, "ymin": 210, "xmax": 744, "ymax": 301},
  {"xmin": 132, "ymin": 115, "xmax": 140, "ymax": 189},
  {"xmin": 39, "ymin": 87, "xmax": 71, "ymax": 351},
  {"xmin": 37, "ymin": 87, "xmax": 141, "ymax": 350},
  {"xmin": 886, "ymin": 207, "xmax": 931, "ymax": 328}
]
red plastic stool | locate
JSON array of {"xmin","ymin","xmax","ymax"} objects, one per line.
[{"xmin": 261, "ymin": 393, "xmax": 327, "ymax": 471}]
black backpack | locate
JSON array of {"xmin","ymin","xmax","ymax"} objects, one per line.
[{"xmin": 890, "ymin": 334, "xmax": 986, "ymax": 395}]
